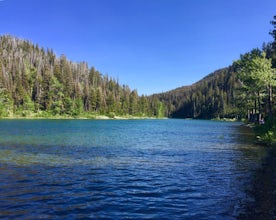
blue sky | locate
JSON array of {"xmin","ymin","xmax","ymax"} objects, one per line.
[{"xmin": 0, "ymin": 0, "xmax": 275, "ymax": 95}]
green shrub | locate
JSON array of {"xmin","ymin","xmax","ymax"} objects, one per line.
[{"xmin": 255, "ymin": 116, "xmax": 276, "ymax": 146}]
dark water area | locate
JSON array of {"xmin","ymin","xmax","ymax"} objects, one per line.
[
  {"xmin": 0, "ymin": 119, "xmax": 270, "ymax": 219},
  {"xmin": 237, "ymin": 144, "xmax": 276, "ymax": 220}
]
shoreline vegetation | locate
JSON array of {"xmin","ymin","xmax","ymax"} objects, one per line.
[
  {"xmin": 241, "ymin": 117, "xmax": 276, "ymax": 147},
  {"xmin": 254, "ymin": 117, "xmax": 276, "ymax": 147},
  {"xmin": 0, "ymin": 113, "xmax": 165, "ymax": 120}
]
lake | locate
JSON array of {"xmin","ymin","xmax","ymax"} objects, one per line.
[{"xmin": 0, "ymin": 119, "xmax": 266, "ymax": 219}]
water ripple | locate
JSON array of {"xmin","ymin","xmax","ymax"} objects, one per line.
[{"xmin": 0, "ymin": 119, "xmax": 266, "ymax": 219}]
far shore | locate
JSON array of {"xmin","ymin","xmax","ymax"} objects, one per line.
[
  {"xmin": 0, "ymin": 115, "xmax": 167, "ymax": 120},
  {"xmin": 0, "ymin": 115, "xmax": 244, "ymax": 121}
]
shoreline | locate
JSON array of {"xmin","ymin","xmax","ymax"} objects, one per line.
[
  {"xmin": 238, "ymin": 146, "xmax": 276, "ymax": 219},
  {"xmin": 237, "ymin": 122, "xmax": 276, "ymax": 219},
  {"xmin": 0, "ymin": 115, "xmax": 166, "ymax": 120}
]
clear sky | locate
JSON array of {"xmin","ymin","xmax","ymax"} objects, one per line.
[{"xmin": 0, "ymin": 0, "xmax": 275, "ymax": 95}]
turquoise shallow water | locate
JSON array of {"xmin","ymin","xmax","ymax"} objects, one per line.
[{"xmin": 0, "ymin": 119, "xmax": 266, "ymax": 219}]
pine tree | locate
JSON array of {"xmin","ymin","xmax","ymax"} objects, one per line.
[{"xmin": 270, "ymin": 15, "xmax": 276, "ymax": 68}]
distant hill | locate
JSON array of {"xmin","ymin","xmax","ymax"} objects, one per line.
[{"xmin": 152, "ymin": 66, "xmax": 241, "ymax": 119}]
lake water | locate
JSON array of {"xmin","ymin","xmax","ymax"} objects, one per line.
[{"xmin": 0, "ymin": 119, "xmax": 266, "ymax": 219}]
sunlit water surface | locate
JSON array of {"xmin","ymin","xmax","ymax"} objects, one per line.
[{"xmin": 0, "ymin": 119, "xmax": 266, "ymax": 219}]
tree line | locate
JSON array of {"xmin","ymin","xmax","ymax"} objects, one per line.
[{"xmin": 0, "ymin": 35, "xmax": 166, "ymax": 118}]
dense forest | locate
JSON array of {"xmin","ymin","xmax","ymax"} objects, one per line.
[
  {"xmin": 154, "ymin": 66, "xmax": 239, "ymax": 119},
  {"xmin": 0, "ymin": 35, "xmax": 166, "ymax": 118},
  {"xmin": 154, "ymin": 46, "xmax": 275, "ymax": 120}
]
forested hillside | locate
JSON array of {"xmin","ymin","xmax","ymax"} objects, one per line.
[
  {"xmin": 154, "ymin": 66, "xmax": 240, "ymax": 119},
  {"xmin": 154, "ymin": 45, "xmax": 275, "ymax": 120},
  {"xmin": 0, "ymin": 35, "xmax": 165, "ymax": 118}
]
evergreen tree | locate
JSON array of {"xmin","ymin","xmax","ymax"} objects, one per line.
[
  {"xmin": 270, "ymin": 15, "xmax": 276, "ymax": 68},
  {"xmin": 235, "ymin": 51, "xmax": 275, "ymax": 120},
  {"xmin": 0, "ymin": 87, "xmax": 13, "ymax": 117},
  {"xmin": 129, "ymin": 90, "xmax": 138, "ymax": 115}
]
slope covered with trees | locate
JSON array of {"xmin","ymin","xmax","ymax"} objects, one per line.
[
  {"xmin": 154, "ymin": 16, "xmax": 276, "ymax": 122},
  {"xmin": 154, "ymin": 66, "xmax": 239, "ymax": 119},
  {"xmin": 155, "ymin": 46, "xmax": 275, "ymax": 120},
  {"xmin": 0, "ymin": 35, "xmax": 166, "ymax": 118}
]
